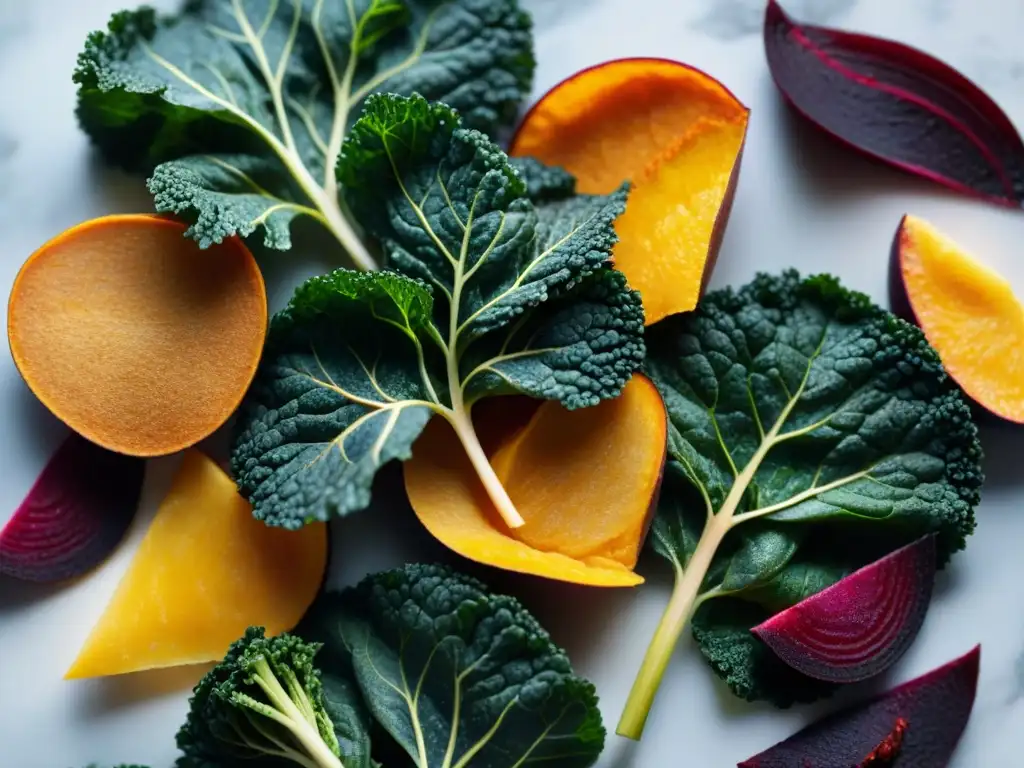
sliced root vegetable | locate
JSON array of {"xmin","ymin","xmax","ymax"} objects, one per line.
[
  {"xmin": 404, "ymin": 375, "xmax": 666, "ymax": 587},
  {"xmin": 890, "ymin": 214, "xmax": 1024, "ymax": 422},
  {"xmin": 764, "ymin": 0, "xmax": 1024, "ymax": 207},
  {"xmin": 510, "ymin": 58, "xmax": 748, "ymax": 324},
  {"xmin": 8, "ymin": 215, "xmax": 267, "ymax": 457},
  {"xmin": 752, "ymin": 535, "xmax": 936, "ymax": 683},
  {"xmin": 739, "ymin": 645, "xmax": 980, "ymax": 767},
  {"xmin": 0, "ymin": 434, "xmax": 144, "ymax": 582},
  {"xmin": 65, "ymin": 450, "xmax": 327, "ymax": 678}
]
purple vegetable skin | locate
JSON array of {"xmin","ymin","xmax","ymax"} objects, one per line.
[
  {"xmin": 740, "ymin": 645, "xmax": 980, "ymax": 767},
  {"xmin": 752, "ymin": 535, "xmax": 936, "ymax": 683},
  {"xmin": 0, "ymin": 433, "xmax": 144, "ymax": 581}
]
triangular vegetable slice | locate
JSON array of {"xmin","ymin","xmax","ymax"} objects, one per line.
[
  {"xmin": 739, "ymin": 645, "xmax": 980, "ymax": 767},
  {"xmin": 891, "ymin": 214, "xmax": 1024, "ymax": 422},
  {"xmin": 510, "ymin": 58, "xmax": 748, "ymax": 324},
  {"xmin": 66, "ymin": 450, "xmax": 327, "ymax": 678},
  {"xmin": 404, "ymin": 375, "xmax": 665, "ymax": 587}
]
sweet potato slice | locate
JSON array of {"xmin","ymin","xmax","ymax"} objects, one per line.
[
  {"xmin": 890, "ymin": 214, "xmax": 1024, "ymax": 422},
  {"xmin": 404, "ymin": 375, "xmax": 666, "ymax": 587},
  {"xmin": 510, "ymin": 58, "xmax": 748, "ymax": 324},
  {"xmin": 8, "ymin": 215, "xmax": 267, "ymax": 456},
  {"xmin": 66, "ymin": 450, "xmax": 327, "ymax": 678}
]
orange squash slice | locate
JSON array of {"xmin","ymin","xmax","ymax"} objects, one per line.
[
  {"xmin": 510, "ymin": 58, "xmax": 748, "ymax": 324},
  {"xmin": 891, "ymin": 214, "xmax": 1024, "ymax": 422},
  {"xmin": 8, "ymin": 215, "xmax": 267, "ymax": 457},
  {"xmin": 405, "ymin": 375, "xmax": 666, "ymax": 587}
]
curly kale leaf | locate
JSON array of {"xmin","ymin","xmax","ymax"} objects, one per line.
[
  {"xmin": 301, "ymin": 563, "xmax": 605, "ymax": 768},
  {"xmin": 617, "ymin": 271, "xmax": 983, "ymax": 732},
  {"xmin": 176, "ymin": 626, "xmax": 353, "ymax": 768},
  {"xmin": 75, "ymin": 0, "xmax": 533, "ymax": 262},
  {"xmin": 231, "ymin": 94, "xmax": 644, "ymax": 529}
]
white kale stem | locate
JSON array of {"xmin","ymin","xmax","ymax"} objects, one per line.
[
  {"xmin": 249, "ymin": 658, "xmax": 345, "ymax": 768},
  {"xmin": 446, "ymin": 389, "xmax": 525, "ymax": 530},
  {"xmin": 440, "ymin": 199, "xmax": 526, "ymax": 530}
]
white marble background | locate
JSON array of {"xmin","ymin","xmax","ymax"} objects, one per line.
[{"xmin": 2, "ymin": 0, "xmax": 1024, "ymax": 765}]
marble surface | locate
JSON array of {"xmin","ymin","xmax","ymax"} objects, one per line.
[{"xmin": 2, "ymin": 0, "xmax": 1024, "ymax": 765}]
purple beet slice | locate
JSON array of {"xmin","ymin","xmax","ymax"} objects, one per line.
[
  {"xmin": 764, "ymin": 0, "xmax": 1024, "ymax": 207},
  {"xmin": 0, "ymin": 433, "xmax": 144, "ymax": 581},
  {"xmin": 738, "ymin": 645, "xmax": 980, "ymax": 768},
  {"xmin": 752, "ymin": 535, "xmax": 936, "ymax": 683}
]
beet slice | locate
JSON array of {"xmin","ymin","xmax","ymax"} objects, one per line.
[
  {"xmin": 764, "ymin": 0, "xmax": 1024, "ymax": 207},
  {"xmin": 739, "ymin": 645, "xmax": 980, "ymax": 767},
  {"xmin": 0, "ymin": 433, "xmax": 144, "ymax": 582},
  {"xmin": 752, "ymin": 535, "xmax": 936, "ymax": 683}
]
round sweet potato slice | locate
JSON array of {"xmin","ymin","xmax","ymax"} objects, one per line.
[{"xmin": 8, "ymin": 215, "xmax": 267, "ymax": 456}]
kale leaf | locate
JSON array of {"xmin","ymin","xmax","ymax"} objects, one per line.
[
  {"xmin": 176, "ymin": 626, "xmax": 352, "ymax": 768},
  {"xmin": 230, "ymin": 94, "xmax": 644, "ymax": 530},
  {"xmin": 301, "ymin": 563, "xmax": 605, "ymax": 768},
  {"xmin": 617, "ymin": 271, "xmax": 983, "ymax": 734},
  {"xmin": 74, "ymin": 0, "xmax": 534, "ymax": 266}
]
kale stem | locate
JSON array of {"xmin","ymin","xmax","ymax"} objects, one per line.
[
  {"xmin": 616, "ymin": 513, "xmax": 731, "ymax": 740},
  {"xmin": 618, "ymin": 410, "xmax": 786, "ymax": 739},
  {"xmin": 447, "ymin": 404, "xmax": 525, "ymax": 530}
]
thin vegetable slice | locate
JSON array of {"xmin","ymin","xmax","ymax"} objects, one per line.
[
  {"xmin": 752, "ymin": 535, "xmax": 936, "ymax": 683},
  {"xmin": 891, "ymin": 214, "xmax": 1024, "ymax": 422},
  {"xmin": 8, "ymin": 215, "xmax": 267, "ymax": 457},
  {"xmin": 764, "ymin": 0, "xmax": 1024, "ymax": 206},
  {"xmin": 66, "ymin": 450, "xmax": 326, "ymax": 678},
  {"xmin": 509, "ymin": 58, "xmax": 748, "ymax": 324},
  {"xmin": 0, "ymin": 434, "xmax": 144, "ymax": 582},
  {"xmin": 404, "ymin": 375, "xmax": 666, "ymax": 586},
  {"xmin": 739, "ymin": 645, "xmax": 980, "ymax": 767}
]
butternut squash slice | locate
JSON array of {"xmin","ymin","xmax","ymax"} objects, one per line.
[
  {"xmin": 404, "ymin": 375, "xmax": 667, "ymax": 587},
  {"xmin": 66, "ymin": 450, "xmax": 327, "ymax": 678},
  {"xmin": 891, "ymin": 214, "xmax": 1024, "ymax": 422},
  {"xmin": 509, "ymin": 58, "xmax": 748, "ymax": 324},
  {"xmin": 8, "ymin": 215, "xmax": 267, "ymax": 457}
]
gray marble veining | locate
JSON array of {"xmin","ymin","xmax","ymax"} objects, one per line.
[{"xmin": 691, "ymin": 0, "xmax": 857, "ymax": 40}]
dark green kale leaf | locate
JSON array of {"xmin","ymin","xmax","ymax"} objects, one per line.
[
  {"xmin": 617, "ymin": 271, "xmax": 983, "ymax": 734},
  {"xmin": 302, "ymin": 563, "xmax": 605, "ymax": 768},
  {"xmin": 176, "ymin": 626, "xmax": 357, "ymax": 768},
  {"xmin": 231, "ymin": 94, "xmax": 644, "ymax": 530},
  {"xmin": 74, "ymin": 0, "xmax": 534, "ymax": 264}
]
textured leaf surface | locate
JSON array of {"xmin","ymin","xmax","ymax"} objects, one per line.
[
  {"xmin": 303, "ymin": 563, "xmax": 605, "ymax": 768},
  {"xmin": 232, "ymin": 95, "xmax": 643, "ymax": 528},
  {"xmin": 176, "ymin": 627, "xmax": 340, "ymax": 768},
  {"xmin": 75, "ymin": 0, "xmax": 534, "ymax": 249},
  {"xmin": 645, "ymin": 270, "xmax": 983, "ymax": 704},
  {"xmin": 322, "ymin": 673, "xmax": 375, "ymax": 768},
  {"xmin": 231, "ymin": 270, "xmax": 437, "ymax": 528},
  {"xmin": 339, "ymin": 94, "xmax": 643, "ymax": 404},
  {"xmin": 148, "ymin": 154, "xmax": 311, "ymax": 249}
]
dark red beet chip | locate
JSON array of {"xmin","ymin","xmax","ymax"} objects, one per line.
[
  {"xmin": 752, "ymin": 535, "xmax": 936, "ymax": 683},
  {"xmin": 0, "ymin": 433, "xmax": 144, "ymax": 582},
  {"xmin": 764, "ymin": 0, "xmax": 1024, "ymax": 207},
  {"xmin": 739, "ymin": 645, "xmax": 980, "ymax": 768},
  {"xmin": 858, "ymin": 717, "xmax": 907, "ymax": 766}
]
